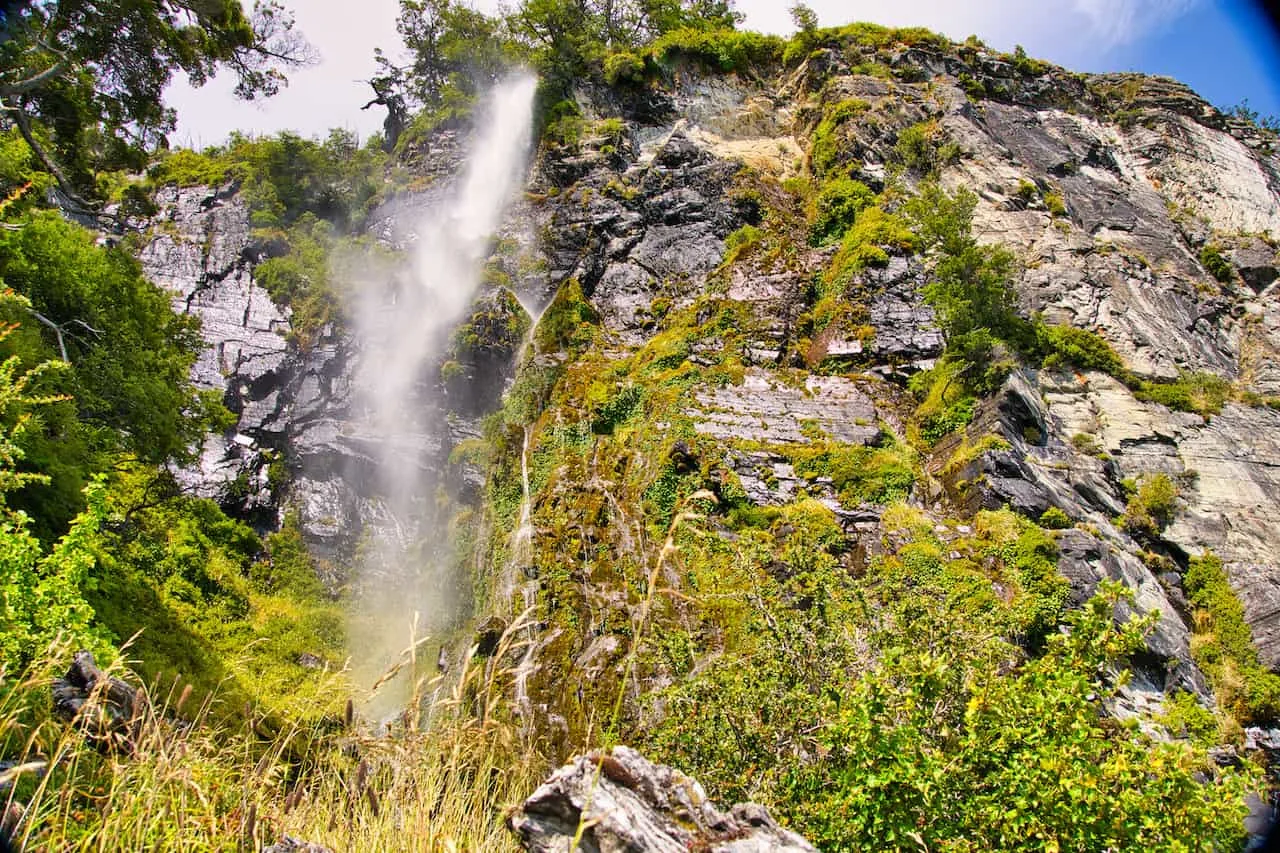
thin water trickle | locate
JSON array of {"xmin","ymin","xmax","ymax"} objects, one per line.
[{"xmin": 348, "ymin": 75, "xmax": 538, "ymax": 721}]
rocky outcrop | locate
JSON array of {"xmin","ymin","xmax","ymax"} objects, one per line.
[
  {"xmin": 140, "ymin": 183, "xmax": 292, "ymax": 522},
  {"xmin": 508, "ymin": 746, "xmax": 816, "ymax": 853}
]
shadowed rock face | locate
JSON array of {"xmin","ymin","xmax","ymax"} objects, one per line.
[{"xmin": 508, "ymin": 746, "xmax": 817, "ymax": 853}]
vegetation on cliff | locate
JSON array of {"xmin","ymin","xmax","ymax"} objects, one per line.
[{"xmin": 2, "ymin": 3, "xmax": 1279, "ymax": 850}]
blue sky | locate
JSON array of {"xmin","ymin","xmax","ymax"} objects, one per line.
[
  {"xmin": 1102, "ymin": 0, "xmax": 1280, "ymax": 118},
  {"xmin": 166, "ymin": 0, "xmax": 1280, "ymax": 146}
]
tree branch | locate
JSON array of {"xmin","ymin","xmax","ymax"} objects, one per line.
[
  {"xmin": 4, "ymin": 99, "xmax": 98, "ymax": 217},
  {"xmin": 0, "ymin": 59, "xmax": 69, "ymax": 98},
  {"xmin": 28, "ymin": 310, "xmax": 68, "ymax": 362}
]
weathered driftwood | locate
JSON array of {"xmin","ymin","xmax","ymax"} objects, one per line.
[
  {"xmin": 51, "ymin": 651, "xmax": 149, "ymax": 754},
  {"xmin": 508, "ymin": 745, "xmax": 817, "ymax": 853}
]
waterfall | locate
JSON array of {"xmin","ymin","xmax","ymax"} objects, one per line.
[{"xmin": 347, "ymin": 75, "xmax": 537, "ymax": 720}]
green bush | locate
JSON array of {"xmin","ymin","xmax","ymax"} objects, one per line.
[
  {"xmin": 1120, "ymin": 472, "xmax": 1179, "ymax": 536},
  {"xmin": 822, "ymin": 206, "xmax": 917, "ymax": 291},
  {"xmin": 1184, "ymin": 553, "xmax": 1280, "ymax": 724},
  {"xmin": 1038, "ymin": 506, "xmax": 1072, "ymax": 529},
  {"xmin": 808, "ymin": 177, "xmax": 875, "ymax": 245},
  {"xmin": 603, "ymin": 50, "xmax": 647, "ymax": 84},
  {"xmin": 1200, "ymin": 245, "xmax": 1234, "ymax": 284},
  {"xmin": 892, "ymin": 121, "xmax": 959, "ymax": 175},
  {"xmin": 1036, "ymin": 321, "xmax": 1125, "ymax": 375},
  {"xmin": 1043, "ymin": 191, "xmax": 1067, "ymax": 217},
  {"xmin": 791, "ymin": 438, "xmax": 917, "ymax": 506},
  {"xmin": 809, "ymin": 99, "xmax": 869, "ymax": 178},
  {"xmin": 651, "ymin": 28, "xmax": 785, "ymax": 73},
  {"xmin": 1133, "ymin": 371, "xmax": 1232, "ymax": 418}
]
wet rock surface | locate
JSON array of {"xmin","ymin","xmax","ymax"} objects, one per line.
[{"xmin": 508, "ymin": 746, "xmax": 817, "ymax": 853}]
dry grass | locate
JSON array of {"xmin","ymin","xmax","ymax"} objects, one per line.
[{"xmin": 0, "ymin": 622, "xmax": 546, "ymax": 852}]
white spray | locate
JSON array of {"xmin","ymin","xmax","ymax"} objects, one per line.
[{"xmin": 348, "ymin": 75, "xmax": 538, "ymax": 718}]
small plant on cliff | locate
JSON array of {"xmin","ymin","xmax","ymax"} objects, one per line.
[
  {"xmin": 1199, "ymin": 244, "xmax": 1235, "ymax": 283},
  {"xmin": 1184, "ymin": 552, "xmax": 1280, "ymax": 724},
  {"xmin": 1119, "ymin": 472, "xmax": 1179, "ymax": 536}
]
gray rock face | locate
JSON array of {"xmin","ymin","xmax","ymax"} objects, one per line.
[
  {"xmin": 693, "ymin": 368, "xmax": 882, "ymax": 446},
  {"xmin": 531, "ymin": 125, "xmax": 741, "ymax": 346},
  {"xmin": 508, "ymin": 746, "xmax": 816, "ymax": 853},
  {"xmin": 139, "ymin": 184, "xmax": 292, "ymax": 521},
  {"xmin": 1039, "ymin": 371, "xmax": 1280, "ymax": 668}
]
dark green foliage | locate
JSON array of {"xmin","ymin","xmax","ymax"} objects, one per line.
[
  {"xmin": 1184, "ymin": 553, "xmax": 1280, "ymax": 724},
  {"xmin": 0, "ymin": 213, "xmax": 216, "ymax": 537},
  {"xmin": 783, "ymin": 20, "xmax": 950, "ymax": 64},
  {"xmin": 1222, "ymin": 99, "xmax": 1280, "ymax": 132},
  {"xmin": 1199, "ymin": 244, "xmax": 1235, "ymax": 284},
  {"xmin": 906, "ymin": 185, "xmax": 1021, "ymax": 343},
  {"xmin": 1007, "ymin": 44, "xmax": 1050, "ymax": 76},
  {"xmin": 0, "ymin": 0, "xmax": 309, "ymax": 198},
  {"xmin": 649, "ymin": 27, "xmax": 785, "ymax": 72},
  {"xmin": 1036, "ymin": 321, "xmax": 1125, "ymax": 374}
]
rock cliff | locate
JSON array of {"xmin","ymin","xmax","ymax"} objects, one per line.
[{"xmin": 140, "ymin": 35, "xmax": 1280, "ymax": 744}]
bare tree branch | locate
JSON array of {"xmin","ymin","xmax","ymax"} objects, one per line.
[{"xmin": 27, "ymin": 310, "xmax": 103, "ymax": 363}]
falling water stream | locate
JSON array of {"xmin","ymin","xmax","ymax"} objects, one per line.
[{"xmin": 348, "ymin": 75, "xmax": 537, "ymax": 720}]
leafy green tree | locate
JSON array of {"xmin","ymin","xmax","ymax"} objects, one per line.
[
  {"xmin": 0, "ymin": 316, "xmax": 111, "ymax": 668},
  {"xmin": 375, "ymin": 0, "xmax": 517, "ymax": 119},
  {"xmin": 0, "ymin": 0, "xmax": 313, "ymax": 205},
  {"xmin": 0, "ymin": 211, "xmax": 214, "ymax": 536}
]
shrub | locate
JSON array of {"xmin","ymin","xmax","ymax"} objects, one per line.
[
  {"xmin": 809, "ymin": 99, "xmax": 869, "ymax": 177},
  {"xmin": 774, "ymin": 583, "xmax": 1252, "ymax": 851},
  {"xmin": 1043, "ymin": 190, "xmax": 1067, "ymax": 217},
  {"xmin": 1184, "ymin": 552, "xmax": 1280, "ymax": 724},
  {"xmin": 603, "ymin": 50, "xmax": 647, "ymax": 84},
  {"xmin": 651, "ymin": 28, "xmax": 785, "ymax": 74},
  {"xmin": 1038, "ymin": 506, "xmax": 1072, "ymax": 529},
  {"xmin": 1200, "ymin": 245, "xmax": 1235, "ymax": 283},
  {"xmin": 1133, "ymin": 371, "xmax": 1231, "ymax": 418},
  {"xmin": 791, "ymin": 438, "xmax": 917, "ymax": 506},
  {"xmin": 822, "ymin": 206, "xmax": 917, "ymax": 291},
  {"xmin": 1036, "ymin": 321, "xmax": 1125, "ymax": 375},
  {"xmin": 1120, "ymin": 472, "xmax": 1179, "ymax": 536},
  {"xmin": 892, "ymin": 121, "xmax": 958, "ymax": 175},
  {"xmin": 808, "ymin": 177, "xmax": 875, "ymax": 245}
]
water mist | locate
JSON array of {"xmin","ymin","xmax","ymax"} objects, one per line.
[{"xmin": 347, "ymin": 75, "xmax": 537, "ymax": 720}]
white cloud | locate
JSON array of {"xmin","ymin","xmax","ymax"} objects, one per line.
[
  {"xmin": 1067, "ymin": 0, "xmax": 1200, "ymax": 47},
  {"xmin": 165, "ymin": 0, "xmax": 1203, "ymax": 145}
]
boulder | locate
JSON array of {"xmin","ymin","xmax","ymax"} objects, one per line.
[{"xmin": 508, "ymin": 746, "xmax": 816, "ymax": 853}]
